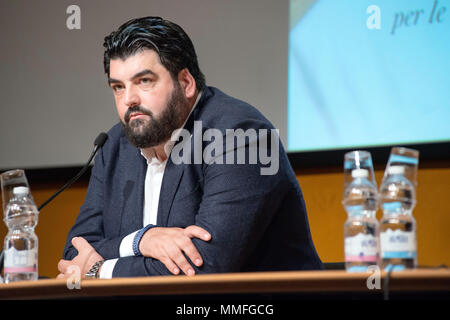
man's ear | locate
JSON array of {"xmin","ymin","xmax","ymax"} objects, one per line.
[{"xmin": 177, "ymin": 68, "xmax": 197, "ymax": 99}]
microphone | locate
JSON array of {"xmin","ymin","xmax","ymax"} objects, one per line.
[{"xmin": 0, "ymin": 132, "xmax": 108, "ymax": 275}]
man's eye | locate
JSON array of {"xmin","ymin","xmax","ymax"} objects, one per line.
[
  {"xmin": 112, "ymin": 85, "xmax": 124, "ymax": 92},
  {"xmin": 140, "ymin": 78, "xmax": 151, "ymax": 84}
]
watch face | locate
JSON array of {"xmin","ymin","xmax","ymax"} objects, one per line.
[
  {"xmin": 86, "ymin": 260, "xmax": 104, "ymax": 278},
  {"xmin": 86, "ymin": 269, "xmax": 96, "ymax": 278}
]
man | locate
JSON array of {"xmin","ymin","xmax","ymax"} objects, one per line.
[{"xmin": 58, "ymin": 16, "xmax": 322, "ymax": 279}]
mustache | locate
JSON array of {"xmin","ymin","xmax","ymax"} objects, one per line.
[{"xmin": 124, "ymin": 105, "xmax": 153, "ymax": 123}]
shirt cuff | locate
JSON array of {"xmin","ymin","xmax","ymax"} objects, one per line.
[
  {"xmin": 99, "ymin": 258, "xmax": 118, "ymax": 279},
  {"xmin": 119, "ymin": 231, "xmax": 138, "ymax": 257},
  {"xmin": 133, "ymin": 224, "xmax": 156, "ymax": 256}
]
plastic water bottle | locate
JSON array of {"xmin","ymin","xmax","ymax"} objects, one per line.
[
  {"xmin": 379, "ymin": 166, "xmax": 417, "ymax": 271},
  {"xmin": 3, "ymin": 186, "xmax": 39, "ymax": 282},
  {"xmin": 343, "ymin": 169, "xmax": 379, "ymax": 272}
]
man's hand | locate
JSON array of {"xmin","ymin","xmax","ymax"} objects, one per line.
[
  {"xmin": 139, "ymin": 225, "xmax": 211, "ymax": 276},
  {"xmin": 57, "ymin": 237, "xmax": 103, "ymax": 279}
]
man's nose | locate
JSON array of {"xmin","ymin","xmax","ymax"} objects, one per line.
[{"xmin": 124, "ymin": 86, "xmax": 140, "ymax": 107}]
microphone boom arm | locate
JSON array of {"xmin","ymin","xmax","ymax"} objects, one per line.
[{"xmin": 37, "ymin": 146, "xmax": 98, "ymax": 211}]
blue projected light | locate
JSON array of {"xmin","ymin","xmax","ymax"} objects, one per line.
[{"xmin": 288, "ymin": 0, "xmax": 450, "ymax": 152}]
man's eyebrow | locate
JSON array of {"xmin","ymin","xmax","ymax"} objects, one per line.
[{"xmin": 108, "ymin": 69, "xmax": 157, "ymax": 85}]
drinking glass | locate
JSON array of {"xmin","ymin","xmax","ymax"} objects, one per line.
[
  {"xmin": 382, "ymin": 147, "xmax": 419, "ymax": 187},
  {"xmin": 1, "ymin": 169, "xmax": 31, "ymax": 215},
  {"xmin": 343, "ymin": 150, "xmax": 377, "ymax": 194}
]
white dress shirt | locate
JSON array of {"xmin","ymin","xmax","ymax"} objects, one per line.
[{"xmin": 99, "ymin": 92, "xmax": 201, "ymax": 278}]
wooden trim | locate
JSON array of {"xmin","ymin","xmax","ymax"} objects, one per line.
[{"xmin": 0, "ymin": 269, "xmax": 449, "ymax": 300}]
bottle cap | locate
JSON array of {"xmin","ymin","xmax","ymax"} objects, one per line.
[
  {"xmin": 388, "ymin": 165, "xmax": 405, "ymax": 175},
  {"xmin": 351, "ymin": 168, "xmax": 369, "ymax": 178},
  {"xmin": 13, "ymin": 186, "xmax": 29, "ymax": 195}
]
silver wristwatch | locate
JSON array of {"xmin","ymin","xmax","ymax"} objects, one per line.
[{"xmin": 85, "ymin": 260, "xmax": 105, "ymax": 279}]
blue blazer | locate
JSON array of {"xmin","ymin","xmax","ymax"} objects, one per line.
[{"xmin": 63, "ymin": 87, "xmax": 322, "ymax": 277}]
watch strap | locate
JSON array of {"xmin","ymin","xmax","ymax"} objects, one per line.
[{"xmin": 85, "ymin": 260, "xmax": 105, "ymax": 279}]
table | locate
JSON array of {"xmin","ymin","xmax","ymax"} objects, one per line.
[{"xmin": 0, "ymin": 269, "xmax": 449, "ymax": 300}]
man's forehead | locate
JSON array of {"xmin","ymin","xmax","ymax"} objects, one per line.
[{"xmin": 109, "ymin": 49, "xmax": 165, "ymax": 79}]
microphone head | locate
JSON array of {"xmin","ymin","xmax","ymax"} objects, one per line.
[{"xmin": 94, "ymin": 132, "xmax": 108, "ymax": 148}]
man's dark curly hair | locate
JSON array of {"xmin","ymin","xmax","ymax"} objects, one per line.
[{"xmin": 103, "ymin": 16, "xmax": 205, "ymax": 91}]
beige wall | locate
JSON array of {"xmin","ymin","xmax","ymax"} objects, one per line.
[
  {"xmin": 298, "ymin": 162, "xmax": 450, "ymax": 267},
  {"xmin": 1, "ymin": 162, "xmax": 449, "ymax": 278}
]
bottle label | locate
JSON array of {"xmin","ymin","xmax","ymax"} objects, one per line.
[
  {"xmin": 380, "ymin": 229, "xmax": 416, "ymax": 259},
  {"xmin": 4, "ymin": 247, "xmax": 38, "ymax": 273},
  {"xmin": 345, "ymin": 233, "xmax": 378, "ymax": 262}
]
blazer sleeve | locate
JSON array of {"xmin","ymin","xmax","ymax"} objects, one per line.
[
  {"xmin": 112, "ymin": 125, "xmax": 288, "ymax": 277},
  {"xmin": 62, "ymin": 144, "xmax": 128, "ymax": 261}
]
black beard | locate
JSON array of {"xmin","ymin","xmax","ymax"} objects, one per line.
[{"xmin": 121, "ymin": 82, "xmax": 189, "ymax": 148}]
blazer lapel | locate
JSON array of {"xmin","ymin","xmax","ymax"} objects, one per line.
[
  {"xmin": 157, "ymin": 88, "xmax": 213, "ymax": 227},
  {"xmin": 118, "ymin": 136, "xmax": 146, "ymax": 234},
  {"xmin": 157, "ymin": 159, "xmax": 184, "ymax": 226}
]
